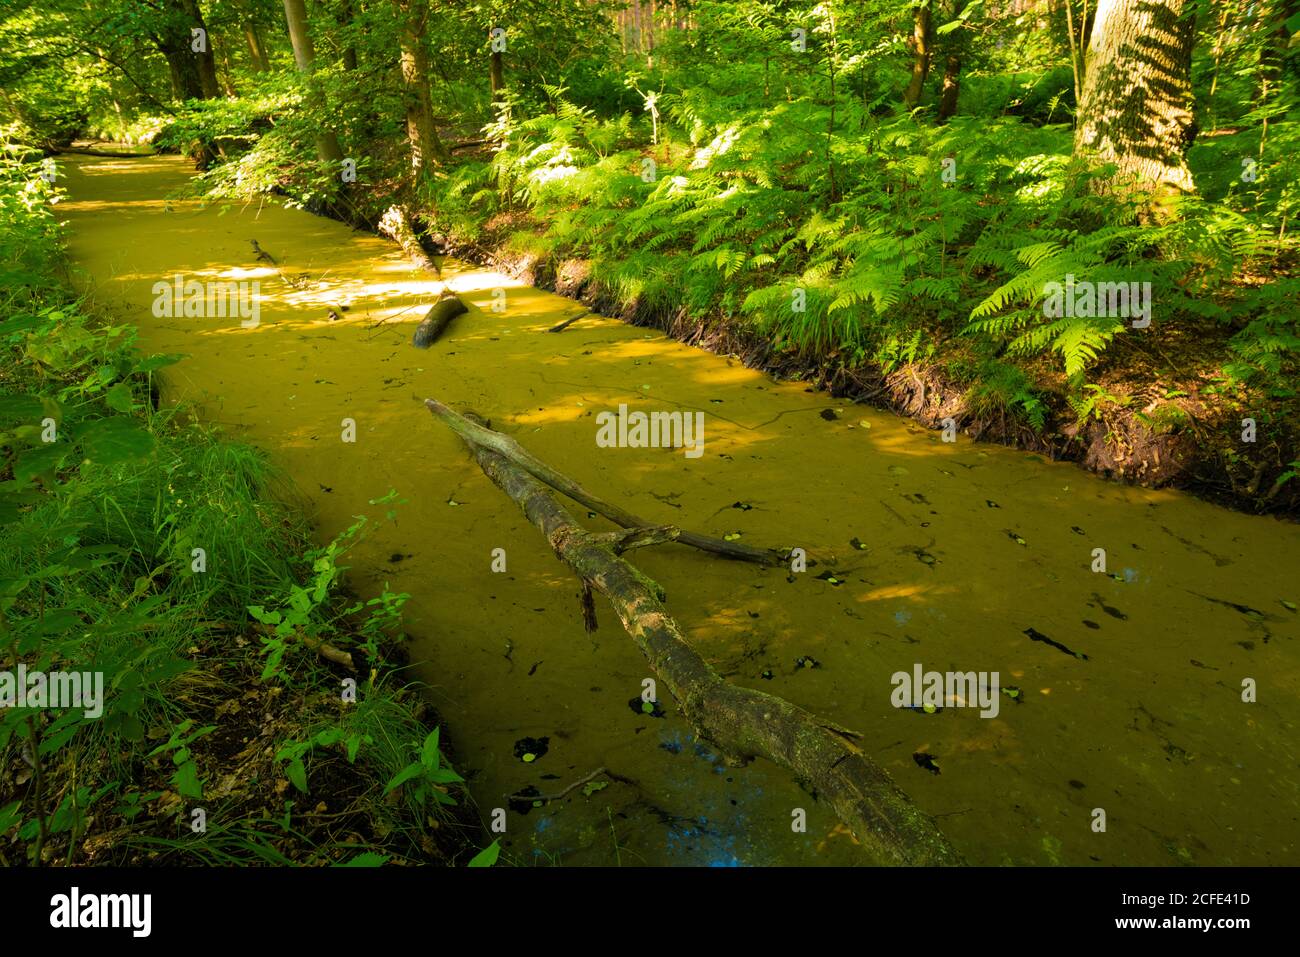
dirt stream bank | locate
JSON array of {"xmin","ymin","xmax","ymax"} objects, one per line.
[{"xmin": 427, "ymin": 215, "xmax": 1299, "ymax": 519}]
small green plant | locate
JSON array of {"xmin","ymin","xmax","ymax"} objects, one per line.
[
  {"xmin": 276, "ymin": 726, "xmax": 373, "ymax": 794},
  {"xmin": 147, "ymin": 719, "xmax": 215, "ymax": 801},
  {"xmin": 1067, "ymin": 383, "xmax": 1132, "ymax": 425},
  {"xmin": 248, "ymin": 495, "xmax": 410, "ymax": 679},
  {"xmin": 382, "ymin": 727, "xmax": 464, "ymax": 808}
]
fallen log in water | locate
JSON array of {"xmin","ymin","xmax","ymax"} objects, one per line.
[
  {"xmin": 547, "ymin": 310, "xmax": 590, "ymax": 333},
  {"xmin": 422, "ymin": 397, "xmax": 963, "ymax": 865},
  {"xmin": 378, "ymin": 204, "xmax": 442, "ymax": 275},
  {"xmin": 425, "ymin": 398, "xmax": 784, "ymax": 564},
  {"xmin": 411, "ymin": 293, "xmax": 469, "ymax": 348},
  {"xmin": 50, "ymin": 145, "xmax": 155, "ymax": 158}
]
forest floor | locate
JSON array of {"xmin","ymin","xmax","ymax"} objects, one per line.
[{"xmin": 2, "ymin": 627, "xmax": 482, "ymax": 866}]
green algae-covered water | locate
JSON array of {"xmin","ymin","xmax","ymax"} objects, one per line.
[{"xmin": 59, "ymin": 153, "xmax": 1300, "ymax": 866}]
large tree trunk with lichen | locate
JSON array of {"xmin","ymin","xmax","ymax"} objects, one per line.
[
  {"xmin": 395, "ymin": 1, "xmax": 450, "ymax": 177},
  {"xmin": 422, "ymin": 398, "xmax": 964, "ymax": 866},
  {"xmin": 1073, "ymin": 0, "xmax": 1198, "ymax": 208}
]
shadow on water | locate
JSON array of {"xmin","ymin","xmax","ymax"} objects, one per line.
[{"xmin": 58, "ymin": 154, "xmax": 1300, "ymax": 866}]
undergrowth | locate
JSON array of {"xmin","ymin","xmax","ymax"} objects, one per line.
[{"xmin": 0, "ymin": 144, "xmax": 484, "ymax": 866}]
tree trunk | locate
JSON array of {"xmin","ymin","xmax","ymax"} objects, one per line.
[
  {"xmin": 392, "ymin": 1, "xmax": 449, "ymax": 176},
  {"xmin": 489, "ymin": 22, "xmax": 505, "ymax": 103},
  {"xmin": 903, "ymin": 1, "xmax": 933, "ymax": 110},
  {"xmin": 339, "ymin": 0, "xmax": 359, "ymax": 70},
  {"xmin": 151, "ymin": 0, "xmax": 214, "ymax": 163},
  {"xmin": 217, "ymin": 37, "xmax": 238, "ymax": 96},
  {"xmin": 1257, "ymin": 0, "xmax": 1298, "ymax": 113},
  {"xmin": 243, "ymin": 21, "xmax": 271, "ymax": 72},
  {"xmin": 1074, "ymin": 0, "xmax": 1198, "ymax": 205},
  {"xmin": 423, "ymin": 399, "xmax": 964, "ymax": 866},
  {"xmin": 936, "ymin": 51, "xmax": 961, "ymax": 122},
  {"xmin": 282, "ymin": 0, "xmax": 345, "ymax": 164},
  {"xmin": 936, "ymin": 0, "xmax": 969, "ymax": 123},
  {"xmin": 647, "ymin": 0, "xmax": 657, "ymax": 67},
  {"xmin": 154, "ymin": 0, "xmax": 209, "ymax": 102},
  {"xmin": 180, "ymin": 0, "xmax": 222, "ymax": 98}
]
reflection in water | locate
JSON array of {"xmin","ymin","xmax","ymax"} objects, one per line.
[{"xmin": 60, "ymin": 155, "xmax": 1300, "ymax": 866}]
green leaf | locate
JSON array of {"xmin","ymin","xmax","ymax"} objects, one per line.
[
  {"xmin": 468, "ymin": 840, "xmax": 501, "ymax": 868},
  {"xmin": 104, "ymin": 382, "xmax": 135, "ymax": 413},
  {"xmin": 0, "ymin": 395, "xmax": 47, "ymax": 424},
  {"xmin": 0, "ymin": 313, "xmax": 46, "ymax": 336},
  {"xmin": 247, "ymin": 605, "xmax": 281, "ymax": 625},
  {"xmin": 285, "ymin": 757, "xmax": 309, "ymax": 794},
  {"xmin": 116, "ymin": 713, "xmax": 145, "ymax": 742},
  {"xmin": 337, "ymin": 852, "xmax": 388, "ymax": 867},
  {"xmin": 314, "ymin": 728, "xmax": 344, "ymax": 748},
  {"xmin": 383, "ymin": 761, "xmax": 425, "ymax": 795},
  {"xmin": 427, "ymin": 766, "xmax": 463, "ymax": 785},
  {"xmin": 174, "ymin": 761, "xmax": 203, "ymax": 800},
  {"xmin": 133, "ymin": 353, "xmax": 186, "ymax": 374},
  {"xmin": 0, "ymin": 799, "xmax": 22, "ymax": 834},
  {"xmin": 78, "ymin": 417, "xmax": 155, "ymax": 465},
  {"xmin": 345, "ymin": 733, "xmax": 364, "ymax": 763},
  {"xmin": 421, "ymin": 727, "xmax": 442, "ymax": 770},
  {"xmin": 14, "ymin": 444, "xmax": 69, "ymax": 486}
]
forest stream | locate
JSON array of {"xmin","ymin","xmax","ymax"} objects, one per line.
[{"xmin": 58, "ymin": 152, "xmax": 1299, "ymax": 866}]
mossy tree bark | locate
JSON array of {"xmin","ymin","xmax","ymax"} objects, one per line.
[
  {"xmin": 1073, "ymin": 0, "xmax": 1198, "ymax": 207},
  {"xmin": 423, "ymin": 398, "xmax": 964, "ymax": 866},
  {"xmin": 394, "ymin": 0, "xmax": 451, "ymax": 177}
]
